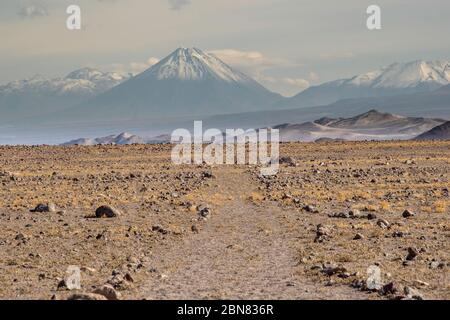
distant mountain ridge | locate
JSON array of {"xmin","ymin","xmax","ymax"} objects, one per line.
[
  {"xmin": 415, "ymin": 121, "xmax": 450, "ymax": 140},
  {"xmin": 273, "ymin": 110, "xmax": 446, "ymax": 142},
  {"xmin": 203, "ymin": 84, "xmax": 450, "ymax": 130},
  {"xmin": 62, "ymin": 110, "xmax": 446, "ymax": 145},
  {"xmin": 61, "ymin": 132, "xmax": 145, "ymax": 146},
  {"xmin": 0, "ymin": 68, "xmax": 129, "ymax": 121},
  {"xmin": 285, "ymin": 60, "xmax": 450, "ymax": 108}
]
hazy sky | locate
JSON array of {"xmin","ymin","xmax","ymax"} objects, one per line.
[{"xmin": 0, "ymin": 0, "xmax": 449, "ymax": 96}]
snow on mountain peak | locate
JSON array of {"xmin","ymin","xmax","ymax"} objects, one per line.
[
  {"xmin": 348, "ymin": 60, "xmax": 450, "ymax": 88},
  {"xmin": 142, "ymin": 47, "xmax": 253, "ymax": 83},
  {"xmin": 0, "ymin": 67, "xmax": 129, "ymax": 96}
]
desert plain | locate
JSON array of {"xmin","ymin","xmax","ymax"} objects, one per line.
[{"xmin": 0, "ymin": 141, "xmax": 448, "ymax": 300}]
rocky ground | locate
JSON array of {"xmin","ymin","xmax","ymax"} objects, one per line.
[{"xmin": 0, "ymin": 141, "xmax": 448, "ymax": 300}]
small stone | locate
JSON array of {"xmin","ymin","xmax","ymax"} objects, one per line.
[
  {"xmin": 279, "ymin": 156, "xmax": 296, "ymax": 166},
  {"xmin": 367, "ymin": 213, "xmax": 377, "ymax": 220},
  {"xmin": 429, "ymin": 261, "xmax": 445, "ymax": 269},
  {"xmin": 198, "ymin": 205, "xmax": 211, "ymax": 219},
  {"xmin": 392, "ymin": 231, "xmax": 406, "ymax": 238},
  {"xmin": 329, "ymin": 212, "xmax": 350, "ymax": 219},
  {"xmin": 124, "ymin": 273, "xmax": 134, "ymax": 283},
  {"xmin": 322, "ymin": 265, "xmax": 347, "ymax": 276},
  {"xmin": 191, "ymin": 225, "xmax": 199, "ymax": 234},
  {"xmin": 67, "ymin": 293, "xmax": 107, "ymax": 300},
  {"xmin": 315, "ymin": 224, "xmax": 332, "ymax": 242},
  {"xmin": 348, "ymin": 209, "xmax": 361, "ymax": 218},
  {"xmin": 377, "ymin": 218, "xmax": 390, "ymax": 229},
  {"xmin": 15, "ymin": 233, "xmax": 27, "ymax": 241},
  {"xmin": 406, "ymin": 247, "xmax": 419, "ymax": 261},
  {"xmin": 95, "ymin": 205, "xmax": 121, "ymax": 218},
  {"xmin": 303, "ymin": 205, "xmax": 318, "ymax": 213},
  {"xmin": 56, "ymin": 279, "xmax": 68, "ymax": 291},
  {"xmin": 402, "ymin": 209, "xmax": 415, "ymax": 218},
  {"xmin": 152, "ymin": 225, "xmax": 168, "ymax": 235},
  {"xmin": 353, "ymin": 233, "xmax": 364, "ymax": 240},
  {"xmin": 93, "ymin": 284, "xmax": 122, "ymax": 300},
  {"xmin": 380, "ymin": 282, "xmax": 401, "ymax": 295},
  {"xmin": 30, "ymin": 203, "xmax": 55, "ymax": 213},
  {"xmin": 404, "ymin": 286, "xmax": 424, "ymax": 300}
]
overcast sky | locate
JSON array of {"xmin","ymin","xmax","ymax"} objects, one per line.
[{"xmin": 0, "ymin": 0, "xmax": 449, "ymax": 96}]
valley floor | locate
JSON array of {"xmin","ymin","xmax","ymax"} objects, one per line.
[{"xmin": 0, "ymin": 141, "xmax": 448, "ymax": 299}]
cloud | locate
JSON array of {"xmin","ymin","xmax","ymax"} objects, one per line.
[
  {"xmin": 309, "ymin": 72, "xmax": 320, "ymax": 82},
  {"xmin": 209, "ymin": 49, "xmax": 290, "ymax": 75},
  {"xmin": 210, "ymin": 49, "xmax": 308, "ymax": 96},
  {"xmin": 168, "ymin": 0, "xmax": 191, "ymax": 10},
  {"xmin": 281, "ymin": 78, "xmax": 310, "ymax": 90},
  {"xmin": 17, "ymin": 4, "xmax": 48, "ymax": 19}
]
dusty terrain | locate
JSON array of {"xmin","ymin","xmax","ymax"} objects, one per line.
[{"xmin": 0, "ymin": 141, "xmax": 448, "ymax": 300}]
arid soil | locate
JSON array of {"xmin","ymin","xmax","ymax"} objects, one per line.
[{"xmin": 0, "ymin": 141, "xmax": 448, "ymax": 300}]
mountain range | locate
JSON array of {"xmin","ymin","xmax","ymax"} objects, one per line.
[
  {"xmin": 0, "ymin": 48, "xmax": 449, "ymax": 146},
  {"xmin": 61, "ymin": 110, "xmax": 448, "ymax": 145},
  {"xmin": 61, "ymin": 132, "xmax": 145, "ymax": 146},
  {"xmin": 1, "ymin": 48, "xmax": 448, "ymax": 126},
  {"xmin": 0, "ymin": 68, "xmax": 129, "ymax": 121},
  {"xmin": 284, "ymin": 60, "xmax": 450, "ymax": 108},
  {"xmin": 273, "ymin": 109, "xmax": 446, "ymax": 142}
]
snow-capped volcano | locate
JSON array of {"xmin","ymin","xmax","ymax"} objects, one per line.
[
  {"xmin": 63, "ymin": 47, "xmax": 283, "ymax": 122},
  {"xmin": 0, "ymin": 68, "xmax": 129, "ymax": 122},
  {"xmin": 142, "ymin": 47, "xmax": 253, "ymax": 83},
  {"xmin": 286, "ymin": 60, "xmax": 450, "ymax": 108}
]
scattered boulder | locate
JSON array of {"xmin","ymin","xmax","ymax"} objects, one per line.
[
  {"xmin": 392, "ymin": 231, "xmax": 406, "ymax": 238},
  {"xmin": 93, "ymin": 284, "xmax": 122, "ymax": 300},
  {"xmin": 429, "ymin": 260, "xmax": 445, "ymax": 269},
  {"xmin": 406, "ymin": 247, "xmax": 419, "ymax": 261},
  {"xmin": 95, "ymin": 205, "xmax": 121, "ymax": 218},
  {"xmin": 377, "ymin": 218, "xmax": 390, "ymax": 229},
  {"xmin": 15, "ymin": 233, "xmax": 28, "ymax": 242},
  {"xmin": 353, "ymin": 233, "xmax": 364, "ymax": 240},
  {"xmin": 303, "ymin": 205, "xmax": 318, "ymax": 213},
  {"xmin": 348, "ymin": 209, "xmax": 362, "ymax": 218},
  {"xmin": 379, "ymin": 282, "xmax": 401, "ymax": 296},
  {"xmin": 315, "ymin": 224, "xmax": 332, "ymax": 243},
  {"xmin": 198, "ymin": 205, "xmax": 211, "ymax": 220},
  {"xmin": 30, "ymin": 203, "xmax": 56, "ymax": 213},
  {"xmin": 328, "ymin": 212, "xmax": 350, "ymax": 219},
  {"xmin": 152, "ymin": 225, "xmax": 168, "ymax": 235},
  {"xmin": 67, "ymin": 293, "xmax": 107, "ymax": 300},
  {"xmin": 322, "ymin": 265, "xmax": 347, "ymax": 276},
  {"xmin": 404, "ymin": 286, "xmax": 424, "ymax": 300},
  {"xmin": 191, "ymin": 225, "xmax": 199, "ymax": 234},
  {"xmin": 402, "ymin": 209, "xmax": 415, "ymax": 218},
  {"xmin": 367, "ymin": 213, "xmax": 377, "ymax": 220},
  {"xmin": 278, "ymin": 156, "xmax": 296, "ymax": 166}
]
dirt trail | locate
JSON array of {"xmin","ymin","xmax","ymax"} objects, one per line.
[{"xmin": 139, "ymin": 169, "xmax": 365, "ymax": 299}]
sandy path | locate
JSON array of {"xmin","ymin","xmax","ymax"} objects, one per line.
[{"xmin": 139, "ymin": 169, "xmax": 365, "ymax": 299}]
